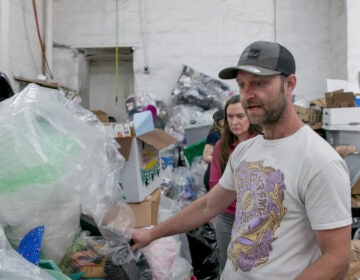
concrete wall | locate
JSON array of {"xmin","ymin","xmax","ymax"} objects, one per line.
[
  {"xmin": 52, "ymin": 0, "xmax": 350, "ymax": 107},
  {"xmin": 275, "ymin": 1, "xmax": 333, "ymax": 100},
  {"xmin": 88, "ymin": 57, "xmax": 134, "ymax": 121},
  {"xmin": 347, "ymin": 0, "xmax": 360, "ymax": 84},
  {"xmin": 329, "ymin": 0, "xmax": 347, "ymax": 81},
  {"xmin": 1, "ymin": 0, "xmax": 359, "ymax": 113},
  {"xmin": 52, "ymin": 46, "xmax": 82, "ymax": 91},
  {"xmin": 0, "ymin": 0, "xmax": 45, "ymax": 92}
]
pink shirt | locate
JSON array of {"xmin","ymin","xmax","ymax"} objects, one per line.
[{"xmin": 209, "ymin": 134, "xmax": 256, "ymax": 215}]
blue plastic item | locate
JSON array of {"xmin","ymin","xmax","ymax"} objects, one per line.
[{"xmin": 16, "ymin": 225, "xmax": 44, "ymax": 265}]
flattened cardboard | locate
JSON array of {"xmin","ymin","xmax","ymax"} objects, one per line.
[
  {"xmin": 92, "ymin": 110, "xmax": 109, "ymax": 122},
  {"xmin": 311, "ymin": 98, "xmax": 327, "ymax": 108},
  {"xmin": 352, "ymin": 179, "xmax": 360, "ymax": 195},
  {"xmin": 116, "ymin": 128, "xmax": 177, "ymax": 161},
  {"xmin": 116, "ymin": 137, "xmax": 133, "ymax": 160},
  {"xmin": 137, "ymin": 129, "xmax": 177, "ymax": 151}
]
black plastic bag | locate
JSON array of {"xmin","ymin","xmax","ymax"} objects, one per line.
[
  {"xmin": 186, "ymin": 222, "xmax": 220, "ymax": 280},
  {"xmin": 0, "ymin": 71, "xmax": 14, "ymax": 102},
  {"xmin": 171, "ymin": 65, "xmax": 230, "ymax": 111}
]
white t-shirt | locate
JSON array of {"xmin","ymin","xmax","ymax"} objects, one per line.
[{"xmin": 219, "ymin": 125, "xmax": 352, "ymax": 279}]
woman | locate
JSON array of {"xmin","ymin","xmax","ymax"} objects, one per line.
[
  {"xmin": 209, "ymin": 95, "xmax": 261, "ymax": 272},
  {"xmin": 202, "ymin": 109, "xmax": 225, "ymax": 191}
]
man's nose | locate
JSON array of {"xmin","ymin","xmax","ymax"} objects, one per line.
[{"xmin": 240, "ymin": 86, "xmax": 255, "ymax": 100}]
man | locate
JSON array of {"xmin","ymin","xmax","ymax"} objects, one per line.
[{"xmin": 131, "ymin": 41, "xmax": 352, "ymax": 279}]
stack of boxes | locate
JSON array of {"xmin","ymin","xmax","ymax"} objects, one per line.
[
  {"xmin": 317, "ymin": 90, "xmax": 360, "ymax": 195},
  {"xmin": 320, "ymin": 90, "xmax": 360, "ymax": 153},
  {"xmin": 293, "ymin": 89, "xmax": 360, "ymax": 192},
  {"xmin": 94, "ymin": 110, "xmax": 177, "ymax": 228},
  {"xmin": 294, "ymin": 104, "xmax": 322, "ymax": 130}
]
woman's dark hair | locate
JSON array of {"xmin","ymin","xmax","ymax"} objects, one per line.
[{"xmin": 218, "ymin": 95, "xmax": 262, "ymax": 172}]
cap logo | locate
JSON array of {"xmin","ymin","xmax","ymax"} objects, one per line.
[{"xmin": 248, "ymin": 48, "xmax": 260, "ymax": 59}]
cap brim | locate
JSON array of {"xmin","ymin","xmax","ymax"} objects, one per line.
[{"xmin": 218, "ymin": 65, "xmax": 281, "ymax": 79}]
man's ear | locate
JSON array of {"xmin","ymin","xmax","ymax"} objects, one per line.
[{"xmin": 286, "ymin": 74, "xmax": 297, "ymax": 91}]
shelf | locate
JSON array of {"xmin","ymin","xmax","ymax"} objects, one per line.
[{"xmin": 14, "ymin": 76, "xmax": 77, "ymax": 93}]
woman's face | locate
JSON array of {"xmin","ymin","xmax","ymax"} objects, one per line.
[{"xmin": 226, "ymin": 102, "xmax": 250, "ymax": 139}]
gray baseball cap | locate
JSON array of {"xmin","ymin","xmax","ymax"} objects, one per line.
[{"xmin": 218, "ymin": 41, "xmax": 296, "ymax": 79}]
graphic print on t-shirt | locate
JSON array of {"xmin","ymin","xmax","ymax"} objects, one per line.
[{"xmin": 228, "ymin": 160, "xmax": 287, "ymax": 272}]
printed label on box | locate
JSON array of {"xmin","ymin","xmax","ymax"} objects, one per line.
[
  {"xmin": 114, "ymin": 123, "xmax": 132, "ymax": 138},
  {"xmin": 141, "ymin": 157, "xmax": 161, "ymax": 186}
]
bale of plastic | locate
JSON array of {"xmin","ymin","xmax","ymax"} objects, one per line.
[{"xmin": 0, "ymin": 83, "xmax": 127, "ymax": 264}]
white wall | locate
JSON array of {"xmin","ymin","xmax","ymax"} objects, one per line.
[
  {"xmin": 88, "ymin": 58, "xmax": 134, "ymax": 121},
  {"xmin": 329, "ymin": 0, "xmax": 347, "ymax": 81},
  {"xmin": 2, "ymin": 0, "xmax": 45, "ymax": 92},
  {"xmin": 2, "ymin": 0, "xmax": 359, "ymax": 110},
  {"xmin": 0, "ymin": 0, "xmax": 11, "ymax": 77},
  {"xmin": 347, "ymin": 0, "xmax": 360, "ymax": 85},
  {"xmin": 52, "ymin": 46, "xmax": 82, "ymax": 91},
  {"xmin": 52, "ymin": 0, "xmax": 348, "ymax": 107},
  {"xmin": 275, "ymin": 1, "xmax": 333, "ymax": 100}
]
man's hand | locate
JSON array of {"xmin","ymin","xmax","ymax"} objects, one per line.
[{"xmin": 130, "ymin": 227, "xmax": 154, "ymax": 251}]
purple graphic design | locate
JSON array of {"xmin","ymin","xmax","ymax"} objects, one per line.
[{"xmin": 228, "ymin": 160, "xmax": 287, "ymax": 272}]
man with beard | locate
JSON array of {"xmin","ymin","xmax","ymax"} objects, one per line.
[{"xmin": 131, "ymin": 41, "xmax": 351, "ymax": 279}]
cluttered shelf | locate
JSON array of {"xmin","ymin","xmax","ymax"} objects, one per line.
[{"xmin": 14, "ymin": 76, "xmax": 80, "ymax": 101}]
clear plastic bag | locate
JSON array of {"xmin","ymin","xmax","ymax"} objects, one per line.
[
  {"xmin": 0, "ymin": 84, "xmax": 126, "ymax": 264},
  {"xmin": 0, "ymin": 227, "xmax": 55, "ymax": 280},
  {"xmin": 60, "ymin": 232, "xmax": 152, "ymax": 279}
]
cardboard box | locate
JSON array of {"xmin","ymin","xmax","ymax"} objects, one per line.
[
  {"xmin": 102, "ymin": 111, "xmax": 177, "ymax": 202},
  {"xmin": 325, "ymin": 89, "xmax": 355, "ymax": 108},
  {"xmin": 91, "ymin": 110, "xmax": 109, "ymax": 122},
  {"xmin": 116, "ymin": 128, "xmax": 177, "ymax": 203},
  {"xmin": 128, "ymin": 187, "xmax": 161, "ymax": 227},
  {"xmin": 322, "ymin": 107, "xmax": 360, "ymax": 127},
  {"xmin": 310, "ymin": 98, "xmax": 327, "ymax": 108},
  {"xmin": 294, "ymin": 105, "xmax": 322, "ymax": 127},
  {"xmin": 104, "ymin": 122, "xmax": 134, "ymax": 138},
  {"xmin": 352, "ymin": 179, "xmax": 360, "ymax": 195}
]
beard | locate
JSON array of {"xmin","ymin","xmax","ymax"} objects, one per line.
[
  {"xmin": 243, "ymin": 83, "xmax": 288, "ymax": 126},
  {"xmin": 261, "ymin": 91, "xmax": 287, "ymax": 124}
]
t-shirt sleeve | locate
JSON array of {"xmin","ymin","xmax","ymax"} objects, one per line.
[{"xmin": 305, "ymin": 159, "xmax": 352, "ymax": 230}]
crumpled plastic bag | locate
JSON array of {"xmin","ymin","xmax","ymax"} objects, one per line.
[
  {"xmin": 60, "ymin": 219, "xmax": 152, "ymax": 280},
  {"xmin": 59, "ymin": 180, "xmax": 138, "ymax": 279},
  {"xmin": 0, "ymin": 226, "xmax": 55, "ymax": 280},
  {"xmin": 0, "ymin": 83, "xmax": 126, "ymax": 264},
  {"xmin": 139, "ymin": 194, "xmax": 193, "ymax": 279},
  {"xmin": 187, "ymin": 222, "xmax": 220, "ymax": 280},
  {"xmin": 142, "ymin": 236, "xmax": 177, "ymax": 279},
  {"xmin": 61, "ymin": 234, "xmax": 152, "ymax": 280},
  {"xmin": 171, "ymin": 65, "xmax": 231, "ymax": 111}
]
